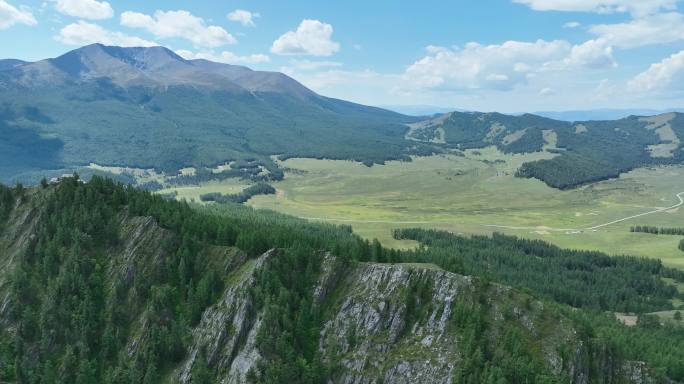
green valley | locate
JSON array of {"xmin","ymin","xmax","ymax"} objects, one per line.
[{"xmin": 238, "ymin": 149, "xmax": 684, "ymax": 267}]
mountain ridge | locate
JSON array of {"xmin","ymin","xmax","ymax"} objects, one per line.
[
  {"xmin": 0, "ymin": 44, "xmax": 424, "ymax": 183},
  {"xmin": 408, "ymin": 110, "xmax": 684, "ymax": 188}
]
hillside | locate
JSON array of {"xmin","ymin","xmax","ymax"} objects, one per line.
[
  {"xmin": 0, "ymin": 44, "xmax": 425, "ymax": 183},
  {"xmin": 1, "ymin": 179, "xmax": 684, "ymax": 382},
  {"xmin": 408, "ymin": 111, "xmax": 684, "ymax": 188}
]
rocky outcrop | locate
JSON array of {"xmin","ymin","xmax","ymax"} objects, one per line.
[
  {"xmin": 319, "ymin": 263, "xmax": 463, "ymax": 383},
  {"xmin": 315, "ymin": 260, "xmax": 664, "ymax": 384},
  {"xmin": 177, "ymin": 250, "xmax": 276, "ymax": 384},
  {"xmin": 0, "ymin": 195, "xmax": 42, "ymax": 324}
]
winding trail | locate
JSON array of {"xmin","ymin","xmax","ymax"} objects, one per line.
[
  {"xmin": 300, "ymin": 192, "xmax": 684, "ymax": 233},
  {"xmin": 583, "ymin": 191, "xmax": 684, "ymax": 231}
]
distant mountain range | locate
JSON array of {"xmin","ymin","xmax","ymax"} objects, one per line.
[
  {"xmin": 378, "ymin": 105, "xmax": 463, "ymax": 116},
  {"xmin": 1, "ymin": 44, "xmax": 684, "ymax": 189},
  {"xmin": 380, "ymin": 105, "xmax": 684, "ymax": 121},
  {"xmin": 534, "ymin": 108, "xmax": 684, "ymax": 122},
  {"xmin": 0, "ymin": 44, "xmax": 423, "ymax": 182}
]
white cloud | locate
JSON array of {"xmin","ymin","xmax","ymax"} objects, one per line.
[
  {"xmin": 563, "ymin": 21, "xmax": 581, "ymax": 28},
  {"xmin": 176, "ymin": 49, "xmax": 270, "ymax": 64},
  {"xmin": 564, "ymin": 39, "xmax": 616, "ymax": 68},
  {"xmin": 629, "ymin": 49, "xmax": 684, "ymax": 91},
  {"xmin": 121, "ymin": 10, "xmax": 236, "ymax": 48},
  {"xmin": 271, "ymin": 19, "xmax": 340, "ymax": 56},
  {"xmin": 539, "ymin": 87, "xmax": 555, "ymax": 96},
  {"xmin": 227, "ymin": 9, "xmax": 259, "ymax": 27},
  {"xmin": 56, "ymin": 21, "xmax": 157, "ymax": 47},
  {"xmin": 54, "ymin": 0, "xmax": 113, "ymax": 20},
  {"xmin": 403, "ymin": 39, "xmax": 614, "ymax": 91},
  {"xmin": 513, "ymin": 0, "xmax": 676, "ymax": 17},
  {"xmin": 589, "ymin": 12, "xmax": 684, "ymax": 48},
  {"xmin": 0, "ymin": 0, "xmax": 36, "ymax": 29}
]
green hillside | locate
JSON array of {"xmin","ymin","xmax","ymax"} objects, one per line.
[
  {"xmin": 0, "ymin": 44, "xmax": 426, "ymax": 183},
  {"xmin": 1, "ymin": 179, "xmax": 684, "ymax": 382},
  {"xmin": 410, "ymin": 111, "xmax": 684, "ymax": 189}
]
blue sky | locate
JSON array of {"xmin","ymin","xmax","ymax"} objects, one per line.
[{"xmin": 2, "ymin": 0, "xmax": 684, "ymax": 112}]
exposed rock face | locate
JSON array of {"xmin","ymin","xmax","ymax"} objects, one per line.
[
  {"xmin": 319, "ymin": 263, "xmax": 464, "ymax": 383},
  {"xmin": 177, "ymin": 251, "xmax": 275, "ymax": 384},
  {"xmin": 0, "ymin": 195, "xmax": 40, "ymax": 324},
  {"xmin": 172, "ymin": 252, "xmax": 667, "ymax": 384},
  {"xmin": 316, "ymin": 258, "xmax": 668, "ymax": 384}
]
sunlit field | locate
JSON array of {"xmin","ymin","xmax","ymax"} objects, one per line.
[{"xmin": 244, "ymin": 148, "xmax": 684, "ymax": 268}]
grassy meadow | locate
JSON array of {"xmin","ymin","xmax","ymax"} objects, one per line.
[{"xmin": 242, "ymin": 148, "xmax": 684, "ymax": 269}]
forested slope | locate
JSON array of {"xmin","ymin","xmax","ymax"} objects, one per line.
[
  {"xmin": 0, "ymin": 179, "xmax": 684, "ymax": 383},
  {"xmin": 0, "ymin": 44, "xmax": 427, "ymax": 183},
  {"xmin": 410, "ymin": 111, "xmax": 684, "ymax": 189}
]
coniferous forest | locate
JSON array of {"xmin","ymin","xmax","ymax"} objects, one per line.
[{"xmin": 1, "ymin": 178, "xmax": 684, "ymax": 383}]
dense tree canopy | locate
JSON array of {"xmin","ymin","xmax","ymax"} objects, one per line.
[{"xmin": 1, "ymin": 178, "xmax": 684, "ymax": 383}]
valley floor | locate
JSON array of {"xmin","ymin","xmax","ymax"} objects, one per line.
[
  {"xmin": 242, "ymin": 148, "xmax": 684, "ymax": 269},
  {"xmin": 153, "ymin": 147, "xmax": 684, "ymax": 269}
]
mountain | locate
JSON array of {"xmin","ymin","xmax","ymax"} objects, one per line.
[
  {"xmin": 408, "ymin": 111, "xmax": 684, "ymax": 189},
  {"xmin": 0, "ymin": 59, "xmax": 27, "ymax": 71},
  {"xmin": 2, "ymin": 179, "xmax": 684, "ymax": 383},
  {"xmin": 3, "ymin": 44, "xmax": 684, "ymax": 190},
  {"xmin": 535, "ymin": 108, "xmax": 684, "ymax": 122},
  {"xmin": 0, "ymin": 44, "xmax": 424, "ymax": 183},
  {"xmin": 378, "ymin": 104, "xmax": 464, "ymax": 116}
]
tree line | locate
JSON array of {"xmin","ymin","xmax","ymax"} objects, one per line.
[
  {"xmin": 631, "ymin": 225, "xmax": 684, "ymax": 236},
  {"xmin": 200, "ymin": 182, "xmax": 276, "ymax": 204}
]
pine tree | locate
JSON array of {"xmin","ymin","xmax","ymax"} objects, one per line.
[{"xmin": 191, "ymin": 348, "xmax": 211, "ymax": 384}]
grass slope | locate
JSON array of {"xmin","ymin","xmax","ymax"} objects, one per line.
[{"xmin": 244, "ymin": 150, "xmax": 684, "ymax": 268}]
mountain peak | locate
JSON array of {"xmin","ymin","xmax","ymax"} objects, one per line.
[
  {"xmin": 2, "ymin": 44, "xmax": 320, "ymax": 98},
  {"xmin": 50, "ymin": 44, "xmax": 186, "ymax": 76}
]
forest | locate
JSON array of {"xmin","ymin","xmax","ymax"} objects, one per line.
[
  {"xmin": 430, "ymin": 112, "xmax": 684, "ymax": 189},
  {"xmin": 1, "ymin": 178, "xmax": 684, "ymax": 383},
  {"xmin": 393, "ymin": 228, "xmax": 684, "ymax": 313},
  {"xmin": 200, "ymin": 182, "xmax": 276, "ymax": 204},
  {"xmin": 631, "ymin": 225, "xmax": 684, "ymax": 236}
]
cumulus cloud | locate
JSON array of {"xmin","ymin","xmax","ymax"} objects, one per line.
[
  {"xmin": 564, "ymin": 39, "xmax": 616, "ymax": 68},
  {"xmin": 0, "ymin": 0, "xmax": 36, "ymax": 29},
  {"xmin": 563, "ymin": 21, "xmax": 581, "ymax": 28},
  {"xmin": 227, "ymin": 9, "xmax": 259, "ymax": 27},
  {"xmin": 629, "ymin": 49, "xmax": 684, "ymax": 91},
  {"xmin": 54, "ymin": 0, "xmax": 113, "ymax": 20},
  {"xmin": 403, "ymin": 39, "xmax": 614, "ymax": 91},
  {"xmin": 121, "ymin": 10, "xmax": 236, "ymax": 48},
  {"xmin": 513, "ymin": 0, "xmax": 676, "ymax": 17},
  {"xmin": 176, "ymin": 49, "xmax": 270, "ymax": 64},
  {"xmin": 56, "ymin": 21, "xmax": 157, "ymax": 47},
  {"xmin": 271, "ymin": 19, "xmax": 340, "ymax": 56},
  {"xmin": 589, "ymin": 12, "xmax": 684, "ymax": 48}
]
